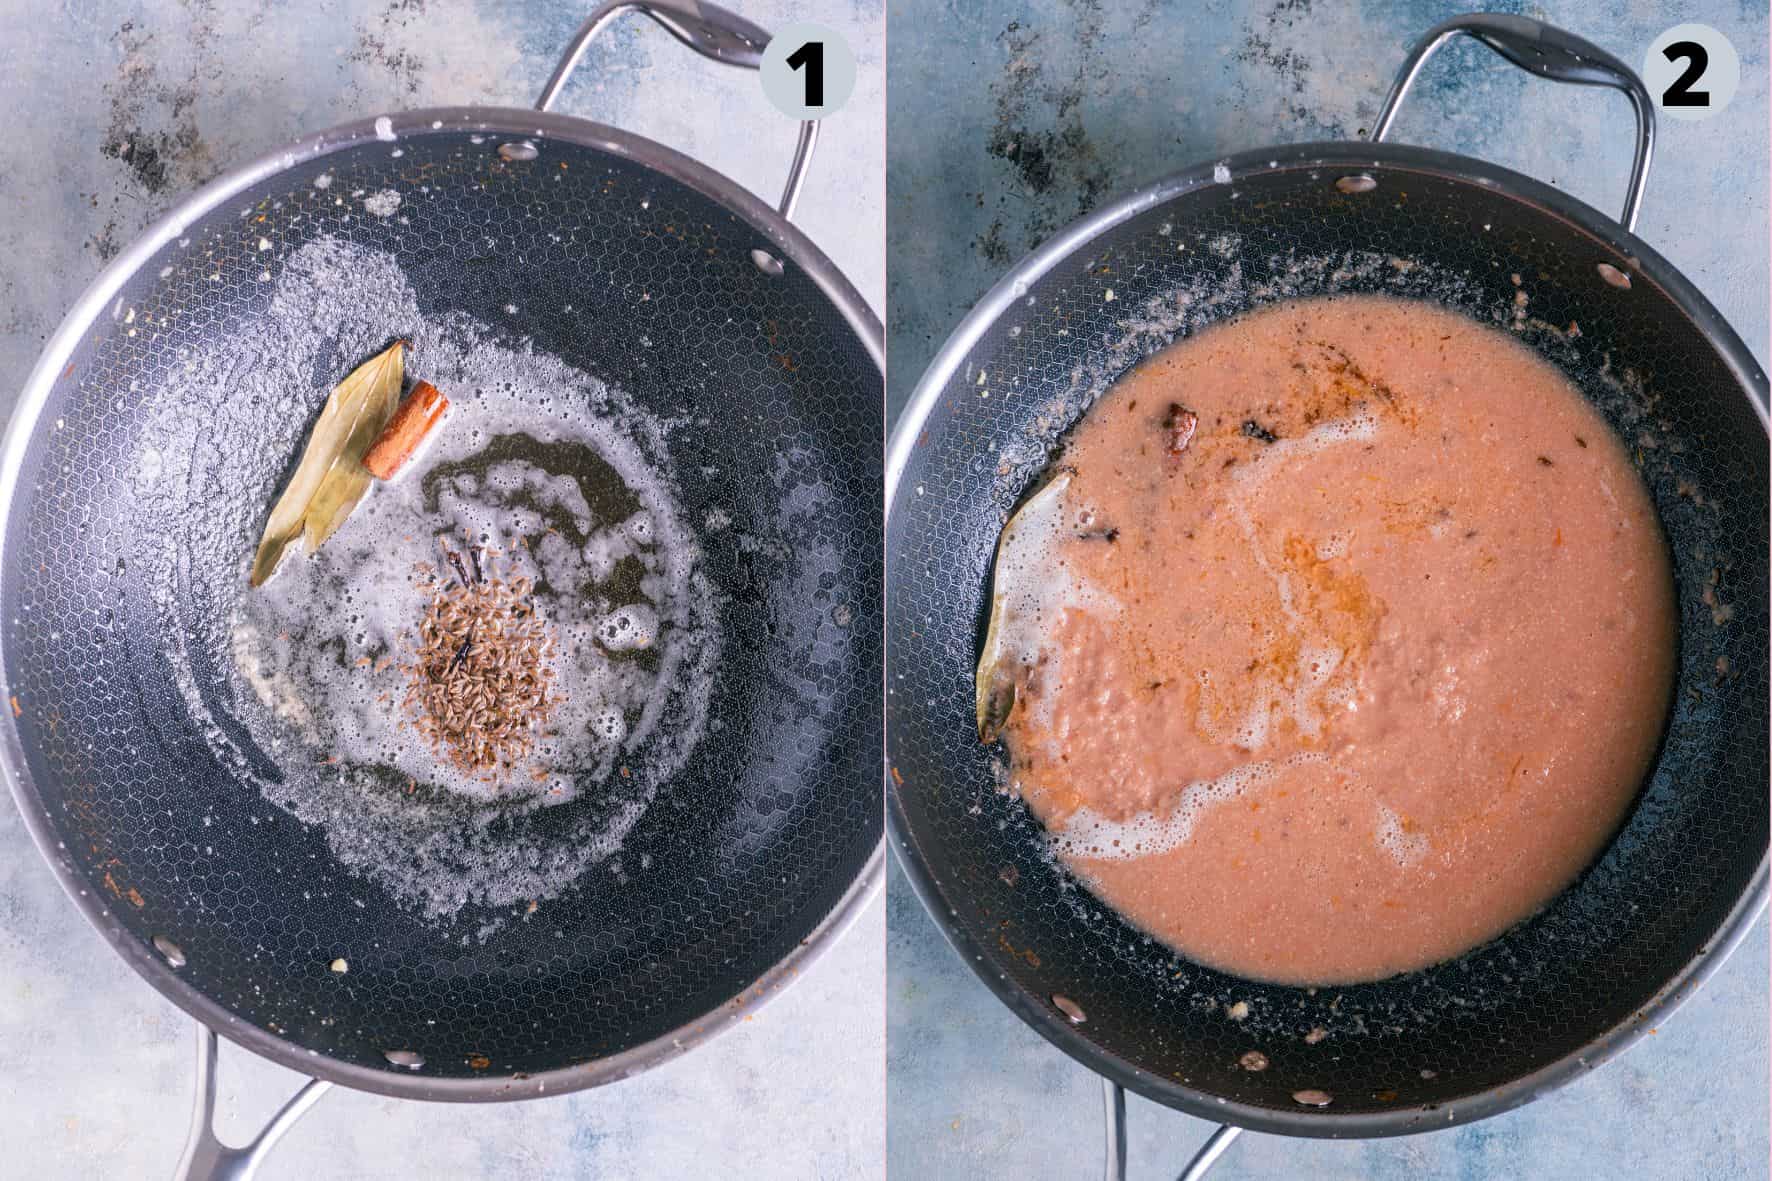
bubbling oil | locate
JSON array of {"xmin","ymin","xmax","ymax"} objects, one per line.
[
  {"xmin": 143, "ymin": 236, "xmax": 723, "ymax": 922},
  {"xmin": 231, "ymin": 413, "xmax": 707, "ymax": 805}
]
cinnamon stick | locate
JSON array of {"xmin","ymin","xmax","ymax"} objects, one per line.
[{"xmin": 363, "ymin": 380, "xmax": 448, "ymax": 480}]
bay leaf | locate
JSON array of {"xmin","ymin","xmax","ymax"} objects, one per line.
[
  {"xmin": 250, "ymin": 341, "xmax": 405, "ymax": 586},
  {"xmin": 976, "ymin": 468, "xmax": 1071, "ymax": 743}
]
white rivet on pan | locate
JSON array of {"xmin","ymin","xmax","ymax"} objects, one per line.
[
  {"xmin": 1051, "ymin": 994, "xmax": 1086, "ymax": 1024},
  {"xmin": 152, "ymin": 935, "xmax": 186, "ymax": 968},
  {"xmin": 750, "ymin": 248, "xmax": 785, "ymax": 276},
  {"xmin": 384, "ymin": 1049, "xmax": 425, "ymax": 1069},
  {"xmin": 1292, "ymin": 1088, "xmax": 1333, "ymax": 1107},
  {"xmin": 1335, "ymin": 174, "xmax": 1378, "ymax": 194},
  {"xmin": 1597, "ymin": 262, "xmax": 1633, "ymax": 290},
  {"xmin": 498, "ymin": 140, "xmax": 539, "ymax": 162}
]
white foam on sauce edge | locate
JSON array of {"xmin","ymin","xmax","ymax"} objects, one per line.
[
  {"xmin": 983, "ymin": 473, "xmax": 1120, "ymax": 740},
  {"xmin": 1003, "ymin": 411, "xmax": 1385, "ymax": 857},
  {"xmin": 999, "ymin": 412, "xmax": 1379, "ymax": 770},
  {"xmin": 1054, "ymin": 753, "xmax": 1326, "ymax": 861}
]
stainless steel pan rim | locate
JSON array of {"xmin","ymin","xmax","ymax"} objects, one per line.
[
  {"xmin": 2, "ymin": 102, "xmax": 884, "ymax": 1104},
  {"xmin": 884, "ymin": 136, "xmax": 1769, "ymax": 1139},
  {"xmin": 887, "ymin": 138, "xmax": 1766, "ymax": 505}
]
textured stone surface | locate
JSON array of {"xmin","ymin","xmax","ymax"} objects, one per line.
[
  {"xmin": 0, "ymin": 1, "xmax": 883, "ymax": 1178},
  {"xmin": 887, "ymin": 0, "xmax": 1768, "ymax": 420},
  {"xmin": 886, "ymin": 2, "xmax": 1768, "ymax": 1178}
]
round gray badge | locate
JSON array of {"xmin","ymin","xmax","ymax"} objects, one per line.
[
  {"xmin": 759, "ymin": 22, "xmax": 857, "ymax": 120},
  {"xmin": 1643, "ymin": 23, "xmax": 1740, "ymax": 122}
]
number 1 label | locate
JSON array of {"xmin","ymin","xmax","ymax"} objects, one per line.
[
  {"xmin": 787, "ymin": 41, "xmax": 824, "ymax": 107},
  {"xmin": 760, "ymin": 22, "xmax": 857, "ymax": 120}
]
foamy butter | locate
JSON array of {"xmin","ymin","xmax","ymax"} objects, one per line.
[
  {"xmin": 230, "ymin": 386, "xmax": 707, "ymax": 806},
  {"xmin": 362, "ymin": 189, "xmax": 401, "ymax": 218},
  {"xmin": 146, "ymin": 236, "xmax": 722, "ymax": 922}
]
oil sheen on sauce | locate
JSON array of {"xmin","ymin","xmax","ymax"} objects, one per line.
[{"xmin": 991, "ymin": 294, "xmax": 1676, "ymax": 986}]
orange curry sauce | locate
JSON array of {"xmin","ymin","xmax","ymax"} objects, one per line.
[{"xmin": 996, "ymin": 295, "xmax": 1674, "ymax": 986}]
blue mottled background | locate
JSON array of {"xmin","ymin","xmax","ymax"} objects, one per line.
[
  {"xmin": 0, "ymin": 2, "xmax": 882, "ymax": 1178},
  {"xmin": 886, "ymin": 1, "xmax": 1769, "ymax": 1179}
]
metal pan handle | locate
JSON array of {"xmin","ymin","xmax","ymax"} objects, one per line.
[
  {"xmin": 176, "ymin": 1024, "xmax": 332, "ymax": 1181},
  {"xmin": 1370, "ymin": 13, "xmax": 1655, "ymax": 232},
  {"xmin": 1101, "ymin": 1080, "xmax": 1244, "ymax": 1181},
  {"xmin": 536, "ymin": 0, "xmax": 818, "ymax": 230}
]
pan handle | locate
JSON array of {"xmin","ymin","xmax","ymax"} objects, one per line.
[
  {"xmin": 1101, "ymin": 1079, "xmax": 1243, "ymax": 1181},
  {"xmin": 175, "ymin": 1023, "xmax": 332, "ymax": 1181},
  {"xmin": 535, "ymin": 0, "xmax": 818, "ymax": 236},
  {"xmin": 1370, "ymin": 13, "xmax": 1655, "ymax": 232}
]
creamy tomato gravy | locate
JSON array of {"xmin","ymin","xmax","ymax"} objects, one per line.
[{"xmin": 992, "ymin": 294, "xmax": 1674, "ymax": 986}]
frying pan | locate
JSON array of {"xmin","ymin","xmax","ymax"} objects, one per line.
[
  {"xmin": 885, "ymin": 14, "xmax": 1767, "ymax": 1177},
  {"xmin": 1, "ymin": 2, "xmax": 881, "ymax": 1177}
]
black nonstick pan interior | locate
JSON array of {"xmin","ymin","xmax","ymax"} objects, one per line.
[{"xmin": 1, "ymin": 122, "xmax": 882, "ymax": 1091}]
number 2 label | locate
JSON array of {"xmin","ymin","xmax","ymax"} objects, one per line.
[
  {"xmin": 1658, "ymin": 41, "xmax": 1709, "ymax": 107},
  {"xmin": 1644, "ymin": 24, "xmax": 1739, "ymax": 122}
]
